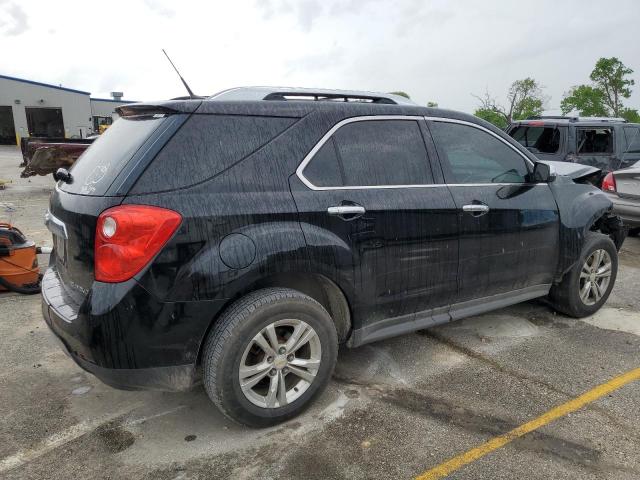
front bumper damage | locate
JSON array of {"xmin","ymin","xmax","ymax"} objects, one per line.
[{"xmin": 593, "ymin": 213, "xmax": 627, "ymax": 251}]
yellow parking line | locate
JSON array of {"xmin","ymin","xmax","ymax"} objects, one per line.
[{"xmin": 416, "ymin": 367, "xmax": 640, "ymax": 480}]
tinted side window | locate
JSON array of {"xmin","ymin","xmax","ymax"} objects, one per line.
[
  {"xmin": 303, "ymin": 138, "xmax": 343, "ymax": 187},
  {"xmin": 302, "ymin": 119, "xmax": 432, "ymax": 187},
  {"xmin": 430, "ymin": 122, "xmax": 529, "ymax": 184},
  {"xmin": 131, "ymin": 115, "xmax": 296, "ymax": 193},
  {"xmin": 335, "ymin": 120, "xmax": 431, "ymax": 186}
]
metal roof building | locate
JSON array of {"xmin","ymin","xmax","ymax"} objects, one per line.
[{"xmin": 0, "ymin": 74, "xmax": 136, "ymax": 145}]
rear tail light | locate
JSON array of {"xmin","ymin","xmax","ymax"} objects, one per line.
[
  {"xmin": 95, "ymin": 205, "xmax": 182, "ymax": 283},
  {"xmin": 602, "ymin": 172, "xmax": 617, "ymax": 193}
]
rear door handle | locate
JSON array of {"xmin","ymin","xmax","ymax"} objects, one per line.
[
  {"xmin": 462, "ymin": 204, "xmax": 490, "ymax": 216},
  {"xmin": 327, "ymin": 204, "xmax": 366, "ymax": 220}
]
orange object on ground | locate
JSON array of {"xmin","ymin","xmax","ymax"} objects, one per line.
[{"xmin": 0, "ymin": 223, "xmax": 40, "ymax": 293}]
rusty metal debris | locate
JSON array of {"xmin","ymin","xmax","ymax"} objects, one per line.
[{"xmin": 19, "ymin": 137, "xmax": 94, "ymax": 177}]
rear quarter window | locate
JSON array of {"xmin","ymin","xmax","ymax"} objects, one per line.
[{"xmin": 130, "ymin": 115, "xmax": 296, "ymax": 193}]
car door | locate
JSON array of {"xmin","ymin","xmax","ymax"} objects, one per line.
[
  {"xmin": 426, "ymin": 118, "xmax": 560, "ymax": 313},
  {"xmin": 289, "ymin": 116, "xmax": 459, "ymax": 341},
  {"xmin": 575, "ymin": 126, "xmax": 616, "ymax": 171}
]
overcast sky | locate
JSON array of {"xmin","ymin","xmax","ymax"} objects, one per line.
[{"xmin": 1, "ymin": 0, "xmax": 639, "ymax": 114}]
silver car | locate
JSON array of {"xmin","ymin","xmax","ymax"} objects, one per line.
[{"xmin": 603, "ymin": 160, "xmax": 640, "ymax": 236}]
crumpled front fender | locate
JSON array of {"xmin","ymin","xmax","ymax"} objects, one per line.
[{"xmin": 548, "ymin": 177, "xmax": 616, "ymax": 278}]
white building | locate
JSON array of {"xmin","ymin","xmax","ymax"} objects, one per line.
[{"xmin": 0, "ymin": 74, "xmax": 137, "ymax": 145}]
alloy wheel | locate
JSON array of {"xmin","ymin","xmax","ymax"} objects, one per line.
[
  {"xmin": 579, "ymin": 248, "xmax": 612, "ymax": 306},
  {"xmin": 239, "ymin": 319, "xmax": 322, "ymax": 408}
]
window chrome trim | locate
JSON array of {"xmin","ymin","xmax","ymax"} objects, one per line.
[{"xmin": 295, "ymin": 115, "xmax": 537, "ymax": 191}]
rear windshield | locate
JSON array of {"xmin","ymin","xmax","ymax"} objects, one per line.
[
  {"xmin": 509, "ymin": 125, "xmax": 561, "ymax": 154},
  {"xmin": 60, "ymin": 115, "xmax": 165, "ymax": 196}
]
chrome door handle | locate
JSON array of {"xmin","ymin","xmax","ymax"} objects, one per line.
[
  {"xmin": 327, "ymin": 205, "xmax": 366, "ymax": 216},
  {"xmin": 462, "ymin": 204, "xmax": 490, "ymax": 215}
]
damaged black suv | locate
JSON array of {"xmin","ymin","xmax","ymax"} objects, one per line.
[
  {"xmin": 42, "ymin": 87, "xmax": 623, "ymax": 427},
  {"xmin": 508, "ymin": 115, "xmax": 640, "ymax": 172}
]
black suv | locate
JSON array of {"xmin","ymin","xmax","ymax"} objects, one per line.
[
  {"xmin": 507, "ymin": 116, "xmax": 640, "ymax": 172},
  {"xmin": 43, "ymin": 88, "xmax": 623, "ymax": 427}
]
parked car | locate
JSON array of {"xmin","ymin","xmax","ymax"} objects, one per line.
[
  {"xmin": 507, "ymin": 116, "xmax": 640, "ymax": 173},
  {"xmin": 42, "ymin": 87, "xmax": 624, "ymax": 427},
  {"xmin": 602, "ymin": 157, "xmax": 640, "ymax": 237}
]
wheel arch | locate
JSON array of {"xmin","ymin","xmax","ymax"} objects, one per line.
[
  {"xmin": 550, "ymin": 181, "xmax": 621, "ymax": 281},
  {"xmin": 195, "ymin": 272, "xmax": 353, "ymax": 366}
]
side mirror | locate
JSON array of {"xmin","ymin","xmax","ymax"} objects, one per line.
[{"xmin": 532, "ymin": 162, "xmax": 556, "ymax": 183}]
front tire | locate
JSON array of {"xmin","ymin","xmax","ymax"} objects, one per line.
[
  {"xmin": 549, "ymin": 232, "xmax": 618, "ymax": 318},
  {"xmin": 202, "ymin": 288, "xmax": 338, "ymax": 427}
]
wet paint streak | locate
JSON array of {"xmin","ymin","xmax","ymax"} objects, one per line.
[{"xmin": 414, "ymin": 367, "xmax": 640, "ymax": 480}]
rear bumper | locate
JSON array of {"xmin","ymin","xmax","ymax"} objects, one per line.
[
  {"xmin": 40, "ymin": 266, "xmax": 226, "ymax": 392},
  {"xmin": 42, "ymin": 298, "xmax": 197, "ymax": 391},
  {"xmin": 607, "ymin": 193, "xmax": 640, "ymax": 227}
]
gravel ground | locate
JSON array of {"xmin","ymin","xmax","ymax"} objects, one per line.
[{"xmin": 1, "ymin": 145, "xmax": 639, "ymax": 479}]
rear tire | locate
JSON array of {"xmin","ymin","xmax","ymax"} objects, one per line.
[
  {"xmin": 202, "ymin": 288, "xmax": 338, "ymax": 427},
  {"xmin": 629, "ymin": 228, "xmax": 640, "ymax": 237},
  {"xmin": 549, "ymin": 232, "xmax": 617, "ymax": 318}
]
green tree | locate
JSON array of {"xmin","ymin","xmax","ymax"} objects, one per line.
[
  {"xmin": 621, "ymin": 108, "xmax": 640, "ymax": 123},
  {"xmin": 472, "ymin": 78, "xmax": 546, "ymax": 128},
  {"xmin": 591, "ymin": 57, "xmax": 635, "ymax": 116},
  {"xmin": 561, "ymin": 57, "xmax": 635, "ymax": 118},
  {"xmin": 473, "ymin": 108, "xmax": 508, "ymax": 129},
  {"xmin": 560, "ymin": 85, "xmax": 608, "ymax": 116},
  {"xmin": 426, "ymin": 101, "xmax": 438, "ymax": 108}
]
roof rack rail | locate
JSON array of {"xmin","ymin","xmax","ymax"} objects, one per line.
[
  {"xmin": 526, "ymin": 115, "xmax": 628, "ymax": 123},
  {"xmin": 208, "ymin": 87, "xmax": 417, "ymax": 105},
  {"xmin": 575, "ymin": 116, "xmax": 628, "ymax": 123},
  {"xmin": 263, "ymin": 91, "xmax": 397, "ymax": 104},
  {"xmin": 526, "ymin": 115, "xmax": 578, "ymax": 121}
]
